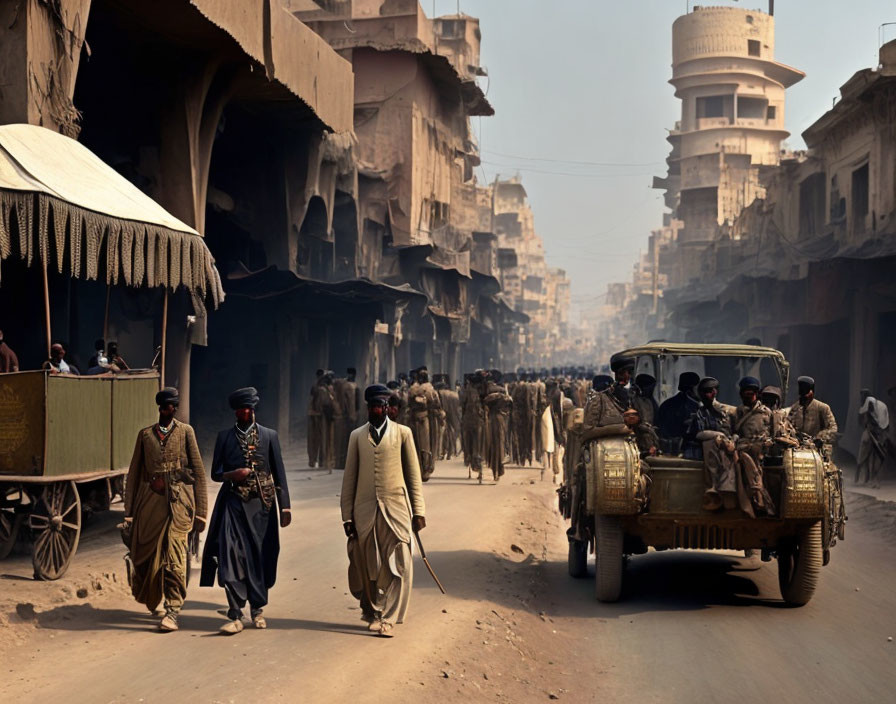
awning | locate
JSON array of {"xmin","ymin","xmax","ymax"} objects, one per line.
[
  {"xmin": 224, "ymin": 263, "xmax": 427, "ymax": 309},
  {"xmin": 0, "ymin": 124, "xmax": 224, "ymax": 306}
]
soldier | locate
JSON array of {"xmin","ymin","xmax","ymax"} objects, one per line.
[
  {"xmin": 307, "ymin": 369, "xmax": 324, "ymax": 468},
  {"xmin": 760, "ymin": 385, "xmax": 799, "ymax": 456},
  {"xmin": 684, "ymin": 377, "xmax": 738, "ymax": 512},
  {"xmin": 581, "ymin": 356, "xmax": 634, "ymax": 443},
  {"xmin": 786, "ymin": 376, "xmax": 838, "ymax": 455},
  {"xmin": 436, "ymin": 375, "xmax": 461, "ymax": 460},
  {"xmin": 685, "ymin": 377, "xmax": 773, "ymax": 516},
  {"xmin": 408, "ymin": 367, "xmax": 442, "ymax": 482},
  {"xmin": 543, "ymin": 377, "xmax": 565, "ymax": 482},
  {"xmin": 511, "ymin": 373, "xmax": 533, "ymax": 466},
  {"xmin": 124, "ymin": 387, "xmax": 207, "ymax": 632},
  {"xmin": 483, "ymin": 370, "xmax": 512, "ymax": 482},
  {"xmin": 333, "ymin": 367, "xmax": 361, "ymax": 469},
  {"xmin": 656, "ymin": 371, "xmax": 700, "ymax": 455},
  {"xmin": 633, "ymin": 373, "xmax": 659, "ymax": 426},
  {"xmin": 732, "ymin": 376, "xmax": 773, "ymax": 465},
  {"xmin": 461, "ymin": 371, "xmax": 487, "ymax": 481},
  {"xmin": 319, "ymin": 372, "xmax": 337, "ymax": 472},
  {"xmin": 857, "ymin": 388, "xmax": 888, "ymax": 487}
]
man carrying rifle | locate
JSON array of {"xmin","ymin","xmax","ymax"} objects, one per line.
[
  {"xmin": 201, "ymin": 387, "xmax": 291, "ymax": 634},
  {"xmin": 124, "ymin": 387, "xmax": 207, "ymax": 632},
  {"xmin": 341, "ymin": 385, "xmax": 426, "ymax": 638}
]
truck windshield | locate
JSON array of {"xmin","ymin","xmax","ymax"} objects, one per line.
[{"xmin": 639, "ymin": 354, "xmax": 784, "ymax": 406}]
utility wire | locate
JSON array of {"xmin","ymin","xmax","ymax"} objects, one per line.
[{"xmin": 482, "ymin": 149, "xmax": 665, "ymax": 168}]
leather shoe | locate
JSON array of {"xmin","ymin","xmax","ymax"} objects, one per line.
[
  {"xmin": 220, "ymin": 619, "xmax": 244, "ymax": 635},
  {"xmin": 159, "ymin": 613, "xmax": 178, "ymax": 632}
]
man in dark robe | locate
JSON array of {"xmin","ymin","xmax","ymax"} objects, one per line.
[
  {"xmin": 124, "ymin": 387, "xmax": 207, "ymax": 632},
  {"xmin": 483, "ymin": 371, "xmax": 512, "ymax": 482},
  {"xmin": 656, "ymin": 371, "xmax": 700, "ymax": 455},
  {"xmin": 201, "ymin": 387, "xmax": 292, "ymax": 634},
  {"xmin": 461, "ymin": 371, "xmax": 487, "ymax": 480},
  {"xmin": 633, "ymin": 373, "xmax": 659, "ymax": 426}
]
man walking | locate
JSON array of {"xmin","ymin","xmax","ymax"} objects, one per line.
[
  {"xmin": 341, "ymin": 385, "xmax": 426, "ymax": 637},
  {"xmin": 201, "ymin": 387, "xmax": 291, "ymax": 634},
  {"xmin": 124, "ymin": 387, "xmax": 207, "ymax": 632},
  {"xmin": 857, "ymin": 388, "xmax": 888, "ymax": 487}
]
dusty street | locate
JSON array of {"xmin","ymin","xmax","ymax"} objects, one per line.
[{"xmin": 1, "ymin": 458, "xmax": 894, "ymax": 704}]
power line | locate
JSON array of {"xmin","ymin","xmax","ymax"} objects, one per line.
[
  {"xmin": 482, "ymin": 149, "xmax": 665, "ymax": 169},
  {"xmin": 480, "ymin": 160, "xmax": 656, "ymax": 178}
]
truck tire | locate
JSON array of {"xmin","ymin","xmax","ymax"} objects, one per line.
[
  {"xmin": 595, "ymin": 515, "xmax": 624, "ymax": 602},
  {"xmin": 778, "ymin": 521, "xmax": 822, "ymax": 606},
  {"xmin": 568, "ymin": 539, "xmax": 588, "ymax": 578}
]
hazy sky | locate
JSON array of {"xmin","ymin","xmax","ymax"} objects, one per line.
[{"xmin": 431, "ymin": 0, "xmax": 896, "ymax": 315}]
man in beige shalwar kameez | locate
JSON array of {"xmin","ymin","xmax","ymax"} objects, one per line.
[
  {"xmin": 124, "ymin": 387, "xmax": 207, "ymax": 632},
  {"xmin": 341, "ymin": 384, "xmax": 426, "ymax": 637}
]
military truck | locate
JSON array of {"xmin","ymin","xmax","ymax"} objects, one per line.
[{"xmin": 563, "ymin": 343, "xmax": 845, "ymax": 605}]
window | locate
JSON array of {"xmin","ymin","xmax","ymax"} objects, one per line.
[
  {"xmin": 748, "ymin": 40, "xmax": 761, "ymax": 57},
  {"xmin": 766, "ymin": 105, "xmax": 776, "ymax": 121},
  {"xmin": 851, "ymin": 163, "xmax": 869, "ymax": 235},
  {"xmin": 697, "ymin": 95, "xmax": 725, "ymax": 119},
  {"xmin": 798, "ymin": 172, "xmax": 825, "ymax": 237},
  {"xmin": 737, "ymin": 96, "xmax": 767, "ymax": 119}
]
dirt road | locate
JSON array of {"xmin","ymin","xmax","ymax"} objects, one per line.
[{"xmin": 1, "ymin": 458, "xmax": 894, "ymax": 703}]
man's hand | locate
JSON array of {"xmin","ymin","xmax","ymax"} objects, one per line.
[
  {"xmin": 223, "ymin": 467, "xmax": 251, "ymax": 483},
  {"xmin": 725, "ymin": 441, "xmax": 736, "ymax": 453},
  {"xmin": 194, "ymin": 515, "xmax": 206, "ymax": 533},
  {"xmin": 412, "ymin": 515, "xmax": 426, "ymax": 532},
  {"xmin": 280, "ymin": 508, "xmax": 292, "ymax": 528},
  {"xmin": 343, "ymin": 521, "xmax": 356, "ymax": 538}
]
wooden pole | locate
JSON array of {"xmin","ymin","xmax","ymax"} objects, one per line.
[
  {"xmin": 160, "ymin": 289, "xmax": 168, "ymax": 390},
  {"xmin": 103, "ymin": 284, "xmax": 111, "ymax": 343},
  {"xmin": 41, "ymin": 255, "xmax": 51, "ymax": 360}
]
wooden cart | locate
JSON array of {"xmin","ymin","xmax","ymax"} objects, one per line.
[{"xmin": 0, "ymin": 370, "xmax": 159, "ymax": 579}]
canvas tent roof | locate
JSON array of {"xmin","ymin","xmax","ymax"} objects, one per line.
[{"xmin": 0, "ymin": 124, "xmax": 224, "ymax": 306}]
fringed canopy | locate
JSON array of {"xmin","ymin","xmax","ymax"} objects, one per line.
[{"xmin": 0, "ymin": 124, "xmax": 223, "ymax": 307}]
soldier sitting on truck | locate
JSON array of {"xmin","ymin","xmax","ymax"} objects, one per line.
[
  {"xmin": 685, "ymin": 377, "xmax": 775, "ymax": 516},
  {"xmin": 656, "ymin": 371, "xmax": 700, "ymax": 455},
  {"xmin": 581, "ymin": 356, "xmax": 634, "ymax": 443},
  {"xmin": 732, "ymin": 376, "xmax": 773, "ymax": 465}
]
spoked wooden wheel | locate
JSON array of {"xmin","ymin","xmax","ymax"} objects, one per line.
[
  {"xmin": 29, "ymin": 481, "xmax": 81, "ymax": 580},
  {"xmin": 0, "ymin": 506, "xmax": 23, "ymax": 561}
]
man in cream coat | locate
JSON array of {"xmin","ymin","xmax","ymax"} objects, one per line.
[{"xmin": 341, "ymin": 384, "xmax": 426, "ymax": 637}]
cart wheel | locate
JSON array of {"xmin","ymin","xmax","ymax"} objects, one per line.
[
  {"xmin": 0, "ymin": 508, "xmax": 24, "ymax": 561},
  {"xmin": 29, "ymin": 481, "xmax": 81, "ymax": 581}
]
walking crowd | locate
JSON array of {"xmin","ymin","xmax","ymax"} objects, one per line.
[{"xmin": 117, "ymin": 356, "xmax": 891, "ymax": 639}]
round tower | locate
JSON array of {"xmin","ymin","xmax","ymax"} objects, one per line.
[{"xmin": 668, "ymin": 5, "xmax": 804, "ymax": 267}]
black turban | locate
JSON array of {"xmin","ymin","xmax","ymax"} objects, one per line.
[
  {"xmin": 698, "ymin": 377, "xmax": 719, "ymax": 392},
  {"xmin": 364, "ymin": 384, "xmax": 390, "ymax": 405},
  {"xmin": 610, "ymin": 354, "xmax": 635, "ymax": 373},
  {"xmin": 739, "ymin": 376, "xmax": 761, "ymax": 391},
  {"xmin": 797, "ymin": 376, "xmax": 815, "ymax": 391},
  {"xmin": 155, "ymin": 387, "xmax": 179, "ymax": 407},
  {"xmin": 678, "ymin": 372, "xmax": 700, "ymax": 391},
  {"xmin": 228, "ymin": 387, "xmax": 259, "ymax": 410},
  {"xmin": 760, "ymin": 385, "xmax": 782, "ymax": 401},
  {"xmin": 386, "ymin": 380, "xmax": 400, "ymax": 390},
  {"xmin": 592, "ymin": 374, "xmax": 613, "ymax": 391},
  {"xmin": 635, "ymin": 373, "xmax": 656, "ymax": 390}
]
